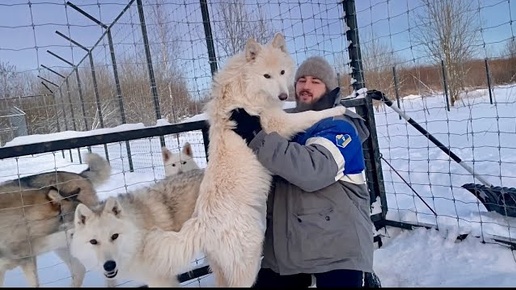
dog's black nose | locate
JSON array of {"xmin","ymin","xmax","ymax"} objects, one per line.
[
  {"xmin": 278, "ymin": 93, "xmax": 288, "ymax": 101},
  {"xmin": 103, "ymin": 260, "xmax": 117, "ymax": 272}
]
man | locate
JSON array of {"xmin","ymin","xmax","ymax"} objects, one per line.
[{"xmin": 229, "ymin": 56, "xmax": 380, "ymax": 287}]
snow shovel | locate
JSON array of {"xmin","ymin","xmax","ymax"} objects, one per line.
[{"xmin": 366, "ymin": 89, "xmax": 516, "ymax": 218}]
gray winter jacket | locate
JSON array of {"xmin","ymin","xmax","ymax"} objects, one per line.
[{"xmin": 248, "ymin": 90, "xmax": 374, "ymax": 275}]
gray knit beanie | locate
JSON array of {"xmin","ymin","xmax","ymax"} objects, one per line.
[{"xmin": 294, "ymin": 56, "xmax": 338, "ymax": 91}]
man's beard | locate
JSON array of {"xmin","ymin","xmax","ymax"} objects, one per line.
[{"xmin": 295, "ymin": 87, "xmax": 340, "ymax": 112}]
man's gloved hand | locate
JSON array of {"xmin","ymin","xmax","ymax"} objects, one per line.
[{"xmin": 229, "ymin": 108, "xmax": 263, "ymax": 144}]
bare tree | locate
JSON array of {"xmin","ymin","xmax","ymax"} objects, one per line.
[
  {"xmin": 361, "ymin": 34, "xmax": 404, "ymax": 111},
  {"xmin": 145, "ymin": 0, "xmax": 193, "ymax": 123},
  {"xmin": 334, "ymin": 35, "xmax": 404, "ymax": 109},
  {"xmin": 0, "ymin": 61, "xmax": 17, "ymax": 100},
  {"xmin": 0, "ymin": 61, "xmax": 35, "ymax": 101},
  {"xmin": 503, "ymin": 37, "xmax": 516, "ymax": 59},
  {"xmin": 495, "ymin": 37, "xmax": 516, "ymax": 84},
  {"xmin": 90, "ymin": 100, "xmax": 120, "ymax": 130},
  {"xmin": 413, "ymin": 0, "xmax": 480, "ymax": 106},
  {"xmin": 214, "ymin": 0, "xmax": 275, "ymax": 59},
  {"xmin": 149, "ymin": 0, "xmax": 181, "ymax": 74}
]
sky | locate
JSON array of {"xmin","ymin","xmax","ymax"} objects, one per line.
[
  {"xmin": 1, "ymin": 83, "xmax": 516, "ymax": 286},
  {"xmin": 0, "ymin": 0, "xmax": 348, "ymax": 96},
  {"xmin": 2, "ymin": 0, "xmax": 516, "ymax": 99},
  {"xmin": 354, "ymin": 0, "xmax": 516, "ymax": 62}
]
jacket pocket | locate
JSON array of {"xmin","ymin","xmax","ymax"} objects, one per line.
[{"xmin": 291, "ymin": 208, "xmax": 355, "ymax": 264}]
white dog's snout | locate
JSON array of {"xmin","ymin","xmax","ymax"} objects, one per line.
[{"xmin": 278, "ymin": 93, "xmax": 288, "ymax": 101}]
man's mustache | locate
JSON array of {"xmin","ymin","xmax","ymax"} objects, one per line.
[{"xmin": 299, "ymin": 90, "xmax": 312, "ymax": 96}]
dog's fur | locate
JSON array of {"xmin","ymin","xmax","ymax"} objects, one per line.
[
  {"xmin": 162, "ymin": 142, "xmax": 200, "ymax": 177},
  {"xmin": 70, "ymin": 169, "xmax": 205, "ymax": 287},
  {"xmin": 0, "ymin": 152, "xmax": 111, "ymax": 287},
  {"xmin": 140, "ymin": 33, "xmax": 348, "ymax": 287}
]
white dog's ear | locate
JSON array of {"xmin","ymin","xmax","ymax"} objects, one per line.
[
  {"xmin": 182, "ymin": 142, "xmax": 193, "ymax": 157},
  {"xmin": 271, "ymin": 33, "xmax": 287, "ymax": 53},
  {"xmin": 103, "ymin": 197, "xmax": 122, "ymax": 217},
  {"xmin": 75, "ymin": 203, "xmax": 93, "ymax": 227},
  {"xmin": 162, "ymin": 147, "xmax": 171, "ymax": 163},
  {"xmin": 245, "ymin": 38, "xmax": 261, "ymax": 62}
]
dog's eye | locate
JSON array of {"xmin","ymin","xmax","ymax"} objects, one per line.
[
  {"xmin": 89, "ymin": 239, "xmax": 98, "ymax": 245},
  {"xmin": 263, "ymin": 74, "xmax": 271, "ymax": 79},
  {"xmin": 280, "ymin": 70, "xmax": 285, "ymax": 75},
  {"xmin": 111, "ymin": 233, "xmax": 119, "ymax": 241},
  {"xmin": 171, "ymin": 163, "xmax": 176, "ymax": 167},
  {"xmin": 181, "ymin": 161, "xmax": 187, "ymax": 165}
]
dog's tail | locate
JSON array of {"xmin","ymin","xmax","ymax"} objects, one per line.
[
  {"xmin": 80, "ymin": 153, "xmax": 111, "ymax": 187},
  {"xmin": 144, "ymin": 216, "xmax": 204, "ymax": 277}
]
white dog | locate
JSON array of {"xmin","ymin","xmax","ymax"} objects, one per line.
[
  {"xmin": 162, "ymin": 142, "xmax": 200, "ymax": 176},
  {"xmin": 70, "ymin": 169, "xmax": 205, "ymax": 287},
  {"xmin": 127, "ymin": 32, "xmax": 347, "ymax": 287},
  {"xmin": 67, "ymin": 146, "xmax": 202, "ymax": 288}
]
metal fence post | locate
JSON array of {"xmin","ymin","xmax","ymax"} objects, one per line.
[
  {"xmin": 342, "ymin": 0, "xmax": 365, "ymax": 93},
  {"xmin": 200, "ymin": 0, "xmax": 218, "ymax": 76},
  {"xmin": 56, "ymin": 87, "xmax": 69, "ymax": 131},
  {"xmin": 67, "ymin": 1, "xmax": 134, "ymax": 171},
  {"xmin": 105, "ymin": 30, "xmax": 127, "ymax": 125},
  {"xmin": 88, "ymin": 53, "xmax": 111, "ymax": 160},
  {"xmin": 136, "ymin": 0, "xmax": 166, "ymax": 148},
  {"xmin": 44, "ymin": 54, "xmax": 88, "ymax": 132},
  {"xmin": 440, "ymin": 59, "xmax": 451, "ymax": 111},
  {"xmin": 64, "ymin": 78, "xmax": 77, "ymax": 132},
  {"xmin": 484, "ymin": 58, "xmax": 494, "ymax": 104},
  {"xmin": 45, "ymin": 51, "xmax": 84, "ymax": 162},
  {"xmin": 342, "ymin": 0, "xmax": 388, "ymax": 218},
  {"xmin": 392, "ymin": 66, "xmax": 402, "ymax": 120},
  {"xmin": 57, "ymin": 86, "xmax": 74, "ymax": 160},
  {"xmin": 40, "ymin": 80, "xmax": 65, "ymax": 159},
  {"xmin": 45, "ymin": 51, "xmax": 80, "ymax": 155},
  {"xmin": 55, "ymin": 30, "xmax": 110, "ymax": 159},
  {"xmin": 74, "ymin": 68, "xmax": 89, "ymax": 131}
]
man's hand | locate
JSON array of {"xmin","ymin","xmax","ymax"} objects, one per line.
[{"xmin": 229, "ymin": 108, "xmax": 263, "ymax": 144}]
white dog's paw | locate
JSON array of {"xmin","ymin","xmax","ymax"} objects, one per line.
[{"xmin": 329, "ymin": 105, "xmax": 347, "ymax": 116}]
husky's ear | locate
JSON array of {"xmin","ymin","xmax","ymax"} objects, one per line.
[
  {"xmin": 162, "ymin": 147, "xmax": 171, "ymax": 163},
  {"xmin": 103, "ymin": 197, "xmax": 122, "ymax": 217},
  {"xmin": 182, "ymin": 142, "xmax": 193, "ymax": 157},
  {"xmin": 245, "ymin": 38, "xmax": 261, "ymax": 62},
  {"xmin": 47, "ymin": 188, "xmax": 64, "ymax": 205},
  {"xmin": 75, "ymin": 203, "xmax": 93, "ymax": 227},
  {"xmin": 271, "ymin": 33, "xmax": 287, "ymax": 53}
]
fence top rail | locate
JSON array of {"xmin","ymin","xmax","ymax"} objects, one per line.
[
  {"xmin": 0, "ymin": 120, "xmax": 208, "ymax": 159},
  {"xmin": 0, "ymin": 96, "xmax": 368, "ymax": 160},
  {"xmin": 340, "ymin": 96, "xmax": 368, "ymax": 108}
]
